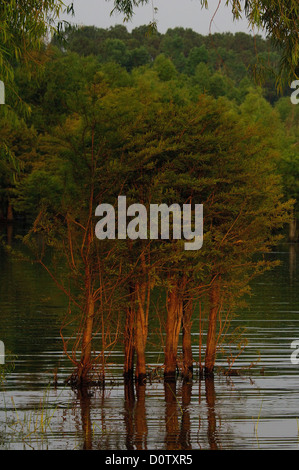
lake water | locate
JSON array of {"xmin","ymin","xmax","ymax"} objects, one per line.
[{"xmin": 1, "ymin": 223, "xmax": 299, "ymax": 450}]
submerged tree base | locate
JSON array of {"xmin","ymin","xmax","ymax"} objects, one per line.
[
  {"xmin": 65, "ymin": 368, "xmax": 106, "ymax": 389},
  {"xmin": 164, "ymin": 371, "xmax": 177, "ymax": 383},
  {"xmin": 135, "ymin": 373, "xmax": 147, "ymax": 385},
  {"xmin": 181, "ymin": 366, "xmax": 194, "ymax": 382},
  {"xmin": 61, "ymin": 361, "xmax": 259, "ymax": 390},
  {"xmin": 123, "ymin": 369, "xmax": 135, "ymax": 383}
]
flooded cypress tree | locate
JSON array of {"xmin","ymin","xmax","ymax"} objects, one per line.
[{"xmin": 15, "ymin": 62, "xmax": 293, "ymax": 386}]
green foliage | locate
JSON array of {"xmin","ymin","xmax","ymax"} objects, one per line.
[
  {"xmin": 0, "ymin": 1, "xmax": 73, "ymax": 92},
  {"xmin": 14, "ymin": 65, "xmax": 292, "ymax": 309},
  {"xmin": 153, "ymin": 54, "xmax": 177, "ymax": 81},
  {"xmin": 0, "ymin": 108, "xmax": 37, "ymax": 218},
  {"xmin": 109, "ymin": 0, "xmax": 299, "ymax": 86},
  {"xmin": 59, "ymin": 24, "xmax": 290, "ymax": 103},
  {"xmin": 275, "ymin": 98, "xmax": 299, "ymax": 215},
  {"xmin": 185, "ymin": 46, "xmax": 209, "ymax": 75}
]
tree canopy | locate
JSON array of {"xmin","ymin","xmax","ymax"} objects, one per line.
[
  {"xmin": 110, "ymin": 0, "xmax": 299, "ymax": 87},
  {"xmin": 0, "ymin": 1, "xmax": 73, "ymax": 95}
]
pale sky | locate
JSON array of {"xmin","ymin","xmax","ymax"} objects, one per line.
[{"xmin": 62, "ymin": 0, "xmax": 262, "ymax": 36}]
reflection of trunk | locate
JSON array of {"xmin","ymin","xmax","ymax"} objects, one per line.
[
  {"xmin": 78, "ymin": 387, "xmax": 92, "ymax": 450},
  {"xmin": 78, "ymin": 292, "xmax": 95, "ymax": 384},
  {"xmin": 205, "ymin": 376, "xmax": 218, "ymax": 450},
  {"xmin": 164, "ymin": 284, "xmax": 183, "ymax": 381},
  {"xmin": 164, "ymin": 381, "xmax": 179, "ymax": 450},
  {"xmin": 124, "ymin": 380, "xmax": 135, "ymax": 450},
  {"xmin": 182, "ymin": 299, "xmax": 193, "ymax": 380},
  {"xmin": 124, "ymin": 289, "xmax": 135, "ymax": 381},
  {"xmin": 134, "ymin": 383, "xmax": 148, "ymax": 450},
  {"xmin": 198, "ymin": 378, "xmax": 202, "ymax": 436},
  {"xmin": 179, "ymin": 381, "xmax": 192, "ymax": 450},
  {"xmin": 289, "ymin": 218, "xmax": 297, "ymax": 242},
  {"xmin": 205, "ymin": 281, "xmax": 220, "ymax": 375},
  {"xmin": 199, "ymin": 301, "xmax": 203, "ymax": 376}
]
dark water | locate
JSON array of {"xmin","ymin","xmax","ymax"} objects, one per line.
[{"xmin": 1, "ymin": 223, "xmax": 299, "ymax": 450}]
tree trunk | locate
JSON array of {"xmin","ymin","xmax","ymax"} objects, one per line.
[
  {"xmin": 289, "ymin": 218, "xmax": 297, "ymax": 242},
  {"xmin": 135, "ymin": 281, "xmax": 147, "ymax": 383},
  {"xmin": 0, "ymin": 204, "xmax": 4, "ymax": 220},
  {"xmin": 78, "ymin": 293, "xmax": 95, "ymax": 384},
  {"xmin": 205, "ymin": 281, "xmax": 221, "ymax": 376},
  {"xmin": 182, "ymin": 299, "xmax": 193, "ymax": 381},
  {"xmin": 164, "ymin": 285, "xmax": 183, "ymax": 382},
  {"xmin": 7, "ymin": 201, "xmax": 13, "ymax": 222},
  {"xmin": 124, "ymin": 290, "xmax": 135, "ymax": 381}
]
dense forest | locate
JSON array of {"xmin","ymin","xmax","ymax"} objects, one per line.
[{"xmin": 1, "ymin": 24, "xmax": 299, "ymax": 386}]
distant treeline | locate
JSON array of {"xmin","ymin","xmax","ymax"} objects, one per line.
[{"xmin": 53, "ymin": 24, "xmax": 285, "ymax": 103}]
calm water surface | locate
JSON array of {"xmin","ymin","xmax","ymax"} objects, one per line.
[{"xmin": 1, "ymin": 223, "xmax": 299, "ymax": 450}]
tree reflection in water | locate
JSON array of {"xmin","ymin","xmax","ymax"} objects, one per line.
[
  {"xmin": 164, "ymin": 381, "xmax": 180, "ymax": 450},
  {"xmin": 124, "ymin": 381, "xmax": 148, "ymax": 450},
  {"xmin": 76, "ymin": 376, "xmax": 220, "ymax": 450},
  {"xmin": 78, "ymin": 387, "xmax": 93, "ymax": 450},
  {"xmin": 124, "ymin": 380, "xmax": 135, "ymax": 450},
  {"xmin": 205, "ymin": 377, "xmax": 219, "ymax": 450},
  {"xmin": 179, "ymin": 381, "xmax": 192, "ymax": 450},
  {"xmin": 134, "ymin": 384, "xmax": 148, "ymax": 449}
]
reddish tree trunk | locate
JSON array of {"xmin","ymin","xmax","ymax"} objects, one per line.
[
  {"xmin": 182, "ymin": 299, "xmax": 193, "ymax": 380},
  {"xmin": 78, "ymin": 293, "xmax": 95, "ymax": 384},
  {"xmin": 205, "ymin": 281, "xmax": 220, "ymax": 375},
  {"xmin": 124, "ymin": 289, "xmax": 135, "ymax": 381},
  {"xmin": 135, "ymin": 281, "xmax": 148, "ymax": 383},
  {"xmin": 164, "ymin": 285, "xmax": 183, "ymax": 381}
]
